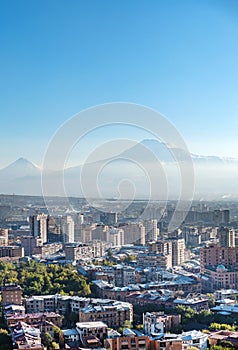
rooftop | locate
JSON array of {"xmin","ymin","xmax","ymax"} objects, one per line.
[{"xmin": 76, "ymin": 321, "xmax": 108, "ymax": 329}]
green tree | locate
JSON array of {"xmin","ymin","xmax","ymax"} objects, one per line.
[
  {"xmin": 123, "ymin": 320, "xmax": 132, "ymax": 329},
  {"xmin": 176, "ymin": 305, "xmax": 197, "ymax": 324},
  {"xmin": 136, "ymin": 324, "xmax": 144, "ymax": 331},
  {"xmin": 0, "ymin": 260, "xmax": 91, "ymax": 297},
  {"xmin": 207, "ymin": 293, "xmax": 216, "ymax": 308},
  {"xmin": 0, "ymin": 328, "xmax": 13, "ymax": 350},
  {"xmin": 209, "ymin": 345, "xmax": 235, "ymax": 350},
  {"xmin": 125, "ymin": 255, "xmax": 136, "ymax": 263},
  {"xmin": 107, "ymin": 248, "xmax": 113, "ymax": 257},
  {"xmin": 209, "ymin": 323, "xmax": 236, "ymax": 331},
  {"xmin": 41, "ymin": 332, "xmax": 53, "ymax": 349},
  {"xmin": 118, "ymin": 320, "xmax": 133, "ymax": 334}
]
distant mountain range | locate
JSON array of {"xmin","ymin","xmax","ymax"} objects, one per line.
[{"xmin": 1, "ymin": 140, "xmax": 238, "ymax": 199}]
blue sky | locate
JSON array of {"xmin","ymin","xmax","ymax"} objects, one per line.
[{"xmin": 0, "ymin": 0, "xmax": 238, "ymax": 167}]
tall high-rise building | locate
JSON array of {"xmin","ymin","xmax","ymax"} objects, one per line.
[
  {"xmin": 108, "ymin": 228, "xmax": 124, "ymax": 247},
  {"xmin": 221, "ymin": 210, "xmax": 230, "ymax": 225},
  {"xmin": 92, "ymin": 224, "xmax": 109, "ymax": 242},
  {"xmin": 171, "ymin": 238, "xmax": 185, "ymax": 266},
  {"xmin": 148, "ymin": 237, "xmax": 185, "ymax": 267},
  {"xmin": 29, "ymin": 214, "xmax": 48, "ymax": 243},
  {"xmin": 144, "ymin": 219, "xmax": 159, "ymax": 242},
  {"xmin": 218, "ymin": 226, "xmax": 235, "ymax": 247},
  {"xmin": 62, "ymin": 215, "xmax": 75, "ymax": 243},
  {"xmin": 81, "ymin": 224, "xmax": 94, "ymax": 243},
  {"xmin": 214, "ymin": 209, "xmax": 230, "ymax": 226},
  {"xmin": 120, "ymin": 223, "xmax": 145, "ymax": 245},
  {"xmin": 74, "ymin": 223, "xmax": 81, "ymax": 242},
  {"xmin": 77, "ymin": 213, "xmax": 84, "ymax": 224}
]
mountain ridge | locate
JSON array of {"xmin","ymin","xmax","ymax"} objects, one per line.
[
  {"xmin": 2, "ymin": 140, "xmax": 238, "ymax": 172},
  {"xmin": 1, "ymin": 140, "xmax": 238, "ymax": 198}
]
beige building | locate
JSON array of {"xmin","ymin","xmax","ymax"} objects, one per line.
[
  {"xmin": 33, "ymin": 242, "xmax": 62, "ymax": 258},
  {"xmin": 120, "ymin": 222, "xmax": 145, "ymax": 245},
  {"xmin": 0, "ymin": 228, "xmax": 8, "ymax": 246},
  {"xmin": 81, "ymin": 224, "xmax": 94, "ymax": 243},
  {"xmin": 148, "ymin": 240, "xmax": 172, "ymax": 267},
  {"xmin": 202, "ymin": 264, "xmax": 238, "ymax": 291},
  {"xmin": 148, "ymin": 238, "xmax": 185, "ymax": 267},
  {"xmin": 137, "ymin": 252, "xmax": 172, "ymax": 269},
  {"xmin": 108, "ymin": 228, "xmax": 124, "ymax": 247},
  {"xmin": 91, "ymin": 224, "xmax": 109, "ymax": 241},
  {"xmin": 144, "ymin": 219, "xmax": 159, "ymax": 242},
  {"xmin": 29, "ymin": 214, "xmax": 48, "ymax": 244},
  {"xmin": 79, "ymin": 300, "xmax": 133, "ymax": 328},
  {"xmin": 65, "ymin": 241, "xmax": 107, "ymax": 261},
  {"xmin": 62, "ymin": 215, "xmax": 74, "ymax": 243},
  {"xmin": 171, "ymin": 238, "xmax": 185, "ymax": 266}
]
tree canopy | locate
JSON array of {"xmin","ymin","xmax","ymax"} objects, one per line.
[{"xmin": 0, "ymin": 260, "xmax": 91, "ymax": 297}]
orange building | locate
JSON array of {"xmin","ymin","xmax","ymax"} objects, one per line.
[{"xmin": 105, "ymin": 329, "xmax": 150, "ymax": 350}]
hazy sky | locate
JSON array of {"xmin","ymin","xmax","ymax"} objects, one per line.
[{"xmin": 1, "ymin": 0, "xmax": 238, "ymax": 168}]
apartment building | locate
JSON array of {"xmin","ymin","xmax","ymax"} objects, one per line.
[
  {"xmin": 0, "ymin": 245, "xmax": 24, "ymax": 260},
  {"xmin": 64, "ymin": 241, "xmax": 107, "ymax": 261},
  {"xmin": 137, "ymin": 253, "xmax": 172, "ymax": 269},
  {"xmin": 143, "ymin": 312, "xmax": 181, "ymax": 335},
  {"xmin": 78, "ymin": 299, "xmax": 133, "ymax": 328},
  {"xmin": 6, "ymin": 312, "xmax": 62, "ymax": 328},
  {"xmin": 2, "ymin": 284, "xmax": 22, "ymax": 306},
  {"xmin": 200, "ymin": 244, "xmax": 238, "ymax": 291},
  {"xmin": 171, "ymin": 238, "xmax": 185, "ymax": 266},
  {"xmin": 29, "ymin": 214, "xmax": 48, "ymax": 244},
  {"xmin": 120, "ymin": 222, "xmax": 146, "ymax": 245},
  {"xmin": 76, "ymin": 321, "xmax": 108, "ymax": 344},
  {"xmin": 105, "ymin": 329, "xmax": 150, "ymax": 350}
]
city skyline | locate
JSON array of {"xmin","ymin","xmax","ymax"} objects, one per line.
[
  {"xmin": 1, "ymin": 2, "xmax": 238, "ymax": 345},
  {"xmin": 1, "ymin": 0, "xmax": 238, "ymax": 168}
]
